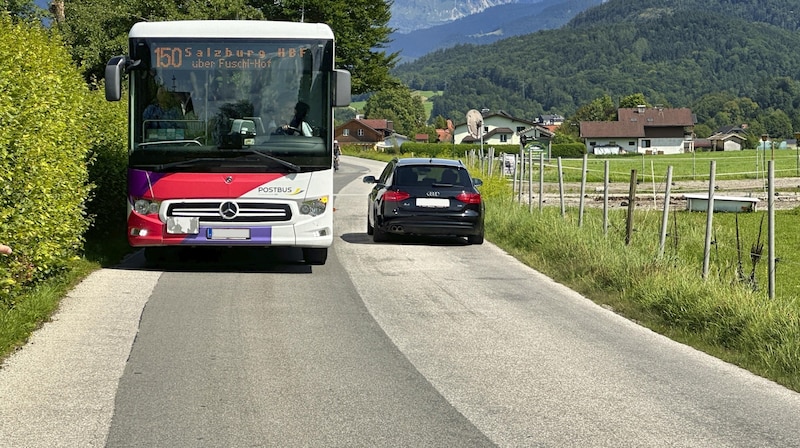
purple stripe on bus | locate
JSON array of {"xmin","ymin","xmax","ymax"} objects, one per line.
[
  {"xmin": 178, "ymin": 226, "xmax": 273, "ymax": 245},
  {"xmin": 128, "ymin": 170, "xmax": 169, "ymax": 198}
]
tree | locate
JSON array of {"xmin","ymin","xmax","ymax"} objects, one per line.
[
  {"xmin": 363, "ymin": 85, "xmax": 426, "ymax": 138},
  {"xmin": 693, "ymin": 123, "xmax": 713, "ymax": 139},
  {"xmin": 763, "ymin": 109, "xmax": 792, "ymax": 139},
  {"xmin": 432, "ymin": 115, "xmax": 448, "ymax": 130},
  {"xmin": 619, "ymin": 93, "xmax": 649, "ymax": 109},
  {"xmin": 1, "ymin": 0, "xmax": 43, "ymax": 20},
  {"xmin": 258, "ymin": 0, "xmax": 398, "ymax": 95},
  {"xmin": 55, "ymin": 0, "xmax": 397, "ymax": 93},
  {"xmin": 552, "ymin": 127, "xmax": 580, "ymax": 144},
  {"xmin": 334, "ymin": 106, "xmax": 358, "ymax": 126},
  {"xmin": 571, "ymin": 94, "xmax": 617, "ymax": 122}
]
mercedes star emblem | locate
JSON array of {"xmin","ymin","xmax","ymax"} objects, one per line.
[{"xmin": 219, "ymin": 201, "xmax": 239, "ymax": 220}]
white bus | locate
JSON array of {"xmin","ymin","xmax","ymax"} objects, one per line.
[{"xmin": 105, "ymin": 20, "xmax": 351, "ymax": 265}]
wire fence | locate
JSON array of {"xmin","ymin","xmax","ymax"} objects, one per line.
[{"xmin": 466, "ymin": 148, "xmax": 800, "ymax": 301}]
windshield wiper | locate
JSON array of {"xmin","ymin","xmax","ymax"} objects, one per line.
[
  {"xmin": 147, "ymin": 151, "xmax": 301, "ymax": 172},
  {"xmin": 137, "ymin": 140, "xmax": 202, "ymax": 148},
  {"xmin": 235, "ymin": 149, "xmax": 301, "ymax": 172},
  {"xmin": 151, "ymin": 157, "xmax": 229, "ymax": 171}
]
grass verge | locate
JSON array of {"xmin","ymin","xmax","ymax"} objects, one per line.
[
  {"xmin": 484, "ymin": 198, "xmax": 800, "ymax": 392},
  {"xmin": 0, "ymin": 232, "xmax": 131, "ymax": 364},
  {"xmin": 0, "ymin": 258, "xmax": 98, "ymax": 364}
]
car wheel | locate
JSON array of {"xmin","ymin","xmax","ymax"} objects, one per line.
[
  {"xmin": 303, "ymin": 247, "xmax": 328, "ymax": 265},
  {"xmin": 367, "ymin": 216, "xmax": 374, "ymax": 235},
  {"xmin": 467, "ymin": 231, "xmax": 484, "ymax": 245}
]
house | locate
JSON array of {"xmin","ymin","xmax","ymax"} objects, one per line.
[
  {"xmin": 708, "ymin": 133, "xmax": 746, "ymax": 151},
  {"xmin": 381, "ymin": 133, "xmax": 410, "ymax": 149},
  {"xmin": 693, "ymin": 138, "xmax": 713, "ymax": 151},
  {"xmin": 415, "ymin": 133, "xmax": 429, "ymax": 143},
  {"xmin": 580, "ymin": 105, "xmax": 695, "ymax": 155},
  {"xmin": 538, "ymin": 114, "xmax": 565, "ymax": 126},
  {"xmin": 334, "ymin": 117, "xmax": 395, "ymax": 150},
  {"xmin": 707, "ymin": 124, "xmax": 748, "ymax": 151},
  {"xmin": 453, "ymin": 110, "xmax": 553, "ymax": 146}
]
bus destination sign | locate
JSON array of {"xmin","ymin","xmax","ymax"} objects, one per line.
[{"xmin": 153, "ymin": 46, "xmax": 308, "ymax": 69}]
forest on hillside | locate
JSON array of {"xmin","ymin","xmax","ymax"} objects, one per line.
[{"xmin": 392, "ymin": 0, "xmax": 800, "ymax": 138}]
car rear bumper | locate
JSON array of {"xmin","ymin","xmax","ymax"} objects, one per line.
[{"xmin": 378, "ymin": 216, "xmax": 483, "ymax": 237}]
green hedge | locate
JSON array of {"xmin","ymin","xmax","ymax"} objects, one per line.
[
  {"xmin": 0, "ymin": 16, "xmax": 94, "ymax": 306},
  {"xmin": 551, "ymin": 143, "xmax": 586, "ymax": 158},
  {"xmin": 376, "ymin": 142, "xmax": 588, "ymax": 160},
  {"xmin": 83, "ymin": 85, "xmax": 128, "ymax": 241},
  {"xmin": 381, "ymin": 142, "xmax": 521, "ymax": 158}
]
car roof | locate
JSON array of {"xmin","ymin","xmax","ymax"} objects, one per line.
[{"xmin": 394, "ymin": 158, "xmax": 465, "ymax": 168}]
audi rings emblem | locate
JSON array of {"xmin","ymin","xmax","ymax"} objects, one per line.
[{"xmin": 219, "ymin": 201, "xmax": 239, "ymax": 220}]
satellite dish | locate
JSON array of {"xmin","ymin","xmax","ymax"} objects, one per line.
[{"xmin": 466, "ymin": 109, "xmax": 483, "ymax": 139}]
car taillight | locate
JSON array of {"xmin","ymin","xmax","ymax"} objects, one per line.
[
  {"xmin": 456, "ymin": 192, "xmax": 481, "ymax": 204},
  {"xmin": 384, "ymin": 190, "xmax": 411, "ymax": 202}
]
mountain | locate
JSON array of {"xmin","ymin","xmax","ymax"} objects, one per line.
[
  {"xmin": 389, "ymin": 0, "xmax": 518, "ymax": 33},
  {"xmin": 392, "ymin": 0, "xmax": 800, "ymax": 129},
  {"xmin": 388, "ymin": 0, "xmax": 603, "ymax": 62}
]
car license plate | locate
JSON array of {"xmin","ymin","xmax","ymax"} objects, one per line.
[
  {"xmin": 416, "ymin": 198, "xmax": 449, "ymax": 208},
  {"xmin": 207, "ymin": 228, "xmax": 250, "ymax": 240}
]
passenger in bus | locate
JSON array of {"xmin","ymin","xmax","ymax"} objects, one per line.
[
  {"xmin": 143, "ymin": 87, "xmax": 184, "ymax": 129},
  {"xmin": 277, "ymin": 101, "xmax": 313, "ymax": 137}
]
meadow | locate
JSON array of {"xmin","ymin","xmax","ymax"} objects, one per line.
[{"xmin": 539, "ymin": 148, "xmax": 800, "ymax": 185}]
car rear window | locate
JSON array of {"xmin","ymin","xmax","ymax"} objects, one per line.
[{"xmin": 394, "ymin": 166, "xmax": 470, "ymax": 187}]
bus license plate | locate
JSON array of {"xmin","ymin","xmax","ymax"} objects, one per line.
[{"xmin": 207, "ymin": 228, "xmax": 250, "ymax": 240}]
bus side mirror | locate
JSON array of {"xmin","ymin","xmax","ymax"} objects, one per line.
[
  {"xmin": 105, "ymin": 56, "xmax": 126, "ymax": 102},
  {"xmin": 332, "ymin": 69, "xmax": 351, "ymax": 107}
]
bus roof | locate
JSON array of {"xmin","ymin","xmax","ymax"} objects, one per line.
[{"xmin": 129, "ymin": 20, "xmax": 335, "ymax": 40}]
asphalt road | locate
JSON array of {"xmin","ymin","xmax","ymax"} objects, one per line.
[{"xmin": 2, "ymin": 156, "xmax": 800, "ymax": 447}]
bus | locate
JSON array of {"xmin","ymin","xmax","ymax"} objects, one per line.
[{"xmin": 105, "ymin": 20, "xmax": 351, "ymax": 265}]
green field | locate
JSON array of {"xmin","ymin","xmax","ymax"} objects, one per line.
[
  {"xmin": 349, "ymin": 90, "xmax": 441, "ymax": 122},
  {"xmin": 546, "ymin": 149, "xmax": 800, "ymax": 184}
]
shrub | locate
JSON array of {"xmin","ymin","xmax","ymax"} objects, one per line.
[
  {"xmin": 83, "ymin": 84, "xmax": 128, "ymax": 240},
  {"xmin": 399, "ymin": 142, "xmax": 523, "ymax": 159},
  {"xmin": 551, "ymin": 143, "xmax": 586, "ymax": 158},
  {"xmin": 0, "ymin": 16, "xmax": 92, "ymax": 305}
]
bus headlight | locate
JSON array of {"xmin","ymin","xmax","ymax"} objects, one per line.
[
  {"xmin": 133, "ymin": 198, "xmax": 161, "ymax": 215},
  {"xmin": 299, "ymin": 196, "xmax": 328, "ymax": 216}
]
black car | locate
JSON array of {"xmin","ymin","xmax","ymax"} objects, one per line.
[{"xmin": 363, "ymin": 158, "xmax": 485, "ymax": 244}]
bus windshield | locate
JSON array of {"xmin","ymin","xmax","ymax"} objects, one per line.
[{"xmin": 129, "ymin": 37, "xmax": 334, "ymax": 171}]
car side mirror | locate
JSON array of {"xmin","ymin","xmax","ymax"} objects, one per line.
[
  {"xmin": 472, "ymin": 178, "xmax": 483, "ymax": 187},
  {"xmin": 363, "ymin": 175, "xmax": 377, "ymax": 184}
]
